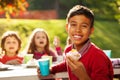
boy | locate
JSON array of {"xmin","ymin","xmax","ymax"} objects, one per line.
[{"xmin": 37, "ymin": 5, "xmax": 113, "ymax": 80}]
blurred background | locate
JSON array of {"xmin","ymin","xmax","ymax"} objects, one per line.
[{"xmin": 0, "ymin": 0, "xmax": 120, "ymax": 58}]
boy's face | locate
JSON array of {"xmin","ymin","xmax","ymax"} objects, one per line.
[{"xmin": 66, "ymin": 15, "xmax": 94, "ymax": 48}]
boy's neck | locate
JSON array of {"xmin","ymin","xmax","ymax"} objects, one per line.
[{"xmin": 73, "ymin": 39, "xmax": 90, "ymax": 51}]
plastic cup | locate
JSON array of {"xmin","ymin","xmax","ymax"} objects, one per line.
[
  {"xmin": 38, "ymin": 58, "xmax": 50, "ymax": 76},
  {"xmin": 103, "ymin": 50, "xmax": 111, "ymax": 58},
  {"xmin": 42, "ymin": 56, "xmax": 52, "ymax": 67},
  {"xmin": 24, "ymin": 54, "xmax": 33, "ymax": 64}
]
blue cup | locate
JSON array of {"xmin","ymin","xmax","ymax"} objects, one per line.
[
  {"xmin": 38, "ymin": 58, "xmax": 50, "ymax": 76},
  {"xmin": 103, "ymin": 50, "xmax": 111, "ymax": 58}
]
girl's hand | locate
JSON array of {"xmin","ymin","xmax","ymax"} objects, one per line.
[
  {"xmin": 5, "ymin": 59, "xmax": 21, "ymax": 65},
  {"xmin": 53, "ymin": 36, "xmax": 60, "ymax": 47},
  {"xmin": 66, "ymin": 55, "xmax": 91, "ymax": 80}
]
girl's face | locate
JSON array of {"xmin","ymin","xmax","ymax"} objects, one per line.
[
  {"xmin": 66, "ymin": 15, "xmax": 94, "ymax": 49},
  {"xmin": 34, "ymin": 31, "xmax": 47, "ymax": 49},
  {"xmin": 4, "ymin": 36, "xmax": 19, "ymax": 56}
]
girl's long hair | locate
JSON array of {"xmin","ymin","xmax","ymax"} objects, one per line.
[{"xmin": 26, "ymin": 28, "xmax": 50, "ymax": 55}]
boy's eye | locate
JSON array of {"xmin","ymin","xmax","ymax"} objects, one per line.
[
  {"xmin": 70, "ymin": 23, "xmax": 77, "ymax": 27},
  {"xmin": 81, "ymin": 24, "xmax": 88, "ymax": 28},
  {"xmin": 80, "ymin": 23, "xmax": 89, "ymax": 29}
]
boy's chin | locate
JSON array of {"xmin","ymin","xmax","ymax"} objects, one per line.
[
  {"xmin": 73, "ymin": 42, "xmax": 85, "ymax": 46},
  {"xmin": 73, "ymin": 41, "xmax": 81, "ymax": 45}
]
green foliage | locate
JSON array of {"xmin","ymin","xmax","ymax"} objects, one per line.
[
  {"xmin": 27, "ymin": 0, "xmax": 120, "ymax": 20},
  {"xmin": 0, "ymin": 19, "xmax": 67, "ymax": 51},
  {"xmin": 0, "ymin": 19, "xmax": 120, "ymax": 58},
  {"xmin": 91, "ymin": 21, "xmax": 120, "ymax": 58},
  {"xmin": 28, "ymin": 0, "xmax": 56, "ymax": 10},
  {"xmin": 0, "ymin": 0, "xmax": 28, "ymax": 18}
]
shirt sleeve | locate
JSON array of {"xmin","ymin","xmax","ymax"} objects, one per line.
[
  {"xmin": 55, "ymin": 46, "xmax": 62, "ymax": 55},
  {"xmin": 51, "ymin": 60, "xmax": 67, "ymax": 74}
]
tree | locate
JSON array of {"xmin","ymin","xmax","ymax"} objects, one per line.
[
  {"xmin": 28, "ymin": 0, "xmax": 55, "ymax": 10},
  {"xmin": 0, "ymin": 0, "xmax": 29, "ymax": 19},
  {"xmin": 27, "ymin": 0, "xmax": 120, "ymax": 20},
  {"xmin": 57, "ymin": 0, "xmax": 120, "ymax": 20}
]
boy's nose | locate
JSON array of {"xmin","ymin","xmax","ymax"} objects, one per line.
[{"xmin": 76, "ymin": 26, "xmax": 82, "ymax": 32}]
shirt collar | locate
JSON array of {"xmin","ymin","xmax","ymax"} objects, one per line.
[{"xmin": 72, "ymin": 39, "xmax": 91, "ymax": 57}]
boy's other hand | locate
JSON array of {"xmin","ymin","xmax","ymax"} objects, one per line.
[{"xmin": 37, "ymin": 67, "xmax": 54, "ymax": 79}]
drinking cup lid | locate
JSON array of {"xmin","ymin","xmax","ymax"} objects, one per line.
[{"xmin": 38, "ymin": 58, "xmax": 49, "ymax": 62}]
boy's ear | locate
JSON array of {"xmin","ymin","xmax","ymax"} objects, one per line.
[
  {"xmin": 90, "ymin": 27, "xmax": 94, "ymax": 34},
  {"xmin": 66, "ymin": 24, "xmax": 68, "ymax": 32}
]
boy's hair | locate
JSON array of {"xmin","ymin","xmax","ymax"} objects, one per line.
[
  {"xmin": 1, "ymin": 31, "xmax": 21, "ymax": 54},
  {"xmin": 66, "ymin": 5, "xmax": 94, "ymax": 27},
  {"xmin": 26, "ymin": 28, "xmax": 50, "ymax": 54}
]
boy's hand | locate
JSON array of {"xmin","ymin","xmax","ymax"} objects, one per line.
[
  {"xmin": 37, "ymin": 67, "xmax": 41, "ymax": 77},
  {"xmin": 37, "ymin": 67, "xmax": 54, "ymax": 79},
  {"xmin": 66, "ymin": 55, "xmax": 90, "ymax": 80},
  {"xmin": 5, "ymin": 59, "xmax": 21, "ymax": 65}
]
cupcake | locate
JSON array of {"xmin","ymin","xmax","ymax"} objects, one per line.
[{"xmin": 66, "ymin": 49, "xmax": 81, "ymax": 61}]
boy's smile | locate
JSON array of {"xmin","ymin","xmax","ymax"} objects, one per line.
[{"xmin": 66, "ymin": 15, "xmax": 94, "ymax": 50}]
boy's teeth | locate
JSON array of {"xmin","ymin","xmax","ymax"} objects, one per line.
[{"xmin": 74, "ymin": 35, "xmax": 81, "ymax": 38}]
